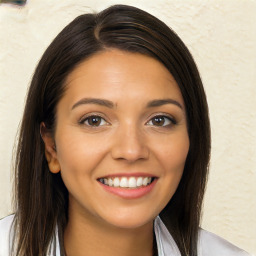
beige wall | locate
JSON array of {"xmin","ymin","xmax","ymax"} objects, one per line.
[{"xmin": 0, "ymin": 0, "xmax": 255, "ymax": 254}]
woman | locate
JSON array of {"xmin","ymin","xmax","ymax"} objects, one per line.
[{"xmin": 0, "ymin": 4, "xmax": 251, "ymax": 256}]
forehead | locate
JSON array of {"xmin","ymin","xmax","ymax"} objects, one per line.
[{"xmin": 62, "ymin": 49, "xmax": 184, "ymax": 106}]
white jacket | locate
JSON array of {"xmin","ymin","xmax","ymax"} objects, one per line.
[{"xmin": 0, "ymin": 215, "xmax": 252, "ymax": 256}]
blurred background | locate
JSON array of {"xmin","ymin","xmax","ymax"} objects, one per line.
[{"xmin": 0, "ymin": 0, "xmax": 255, "ymax": 254}]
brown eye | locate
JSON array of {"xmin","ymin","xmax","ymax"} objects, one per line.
[
  {"xmin": 152, "ymin": 116, "xmax": 165, "ymax": 126},
  {"xmin": 82, "ymin": 116, "xmax": 108, "ymax": 127},
  {"xmin": 147, "ymin": 115, "xmax": 175, "ymax": 127}
]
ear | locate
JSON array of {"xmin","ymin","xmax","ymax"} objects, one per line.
[{"xmin": 40, "ymin": 122, "xmax": 61, "ymax": 174}]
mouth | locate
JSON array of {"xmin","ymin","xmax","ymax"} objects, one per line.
[
  {"xmin": 97, "ymin": 176, "xmax": 156, "ymax": 189},
  {"xmin": 97, "ymin": 174, "xmax": 158, "ymax": 199}
]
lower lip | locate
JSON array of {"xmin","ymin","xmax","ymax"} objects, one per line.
[{"xmin": 98, "ymin": 179, "xmax": 157, "ymax": 199}]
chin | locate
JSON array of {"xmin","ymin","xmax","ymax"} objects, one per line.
[{"xmin": 99, "ymin": 211, "xmax": 156, "ymax": 230}]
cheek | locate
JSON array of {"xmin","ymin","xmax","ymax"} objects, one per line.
[
  {"xmin": 155, "ymin": 133, "xmax": 189, "ymax": 192},
  {"xmin": 55, "ymin": 129, "xmax": 110, "ymax": 180},
  {"xmin": 55, "ymin": 133, "xmax": 107, "ymax": 204},
  {"xmin": 56, "ymin": 126, "xmax": 106, "ymax": 158},
  {"xmin": 157, "ymin": 133, "xmax": 189, "ymax": 171}
]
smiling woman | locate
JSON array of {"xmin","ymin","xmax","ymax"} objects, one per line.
[
  {"xmin": 0, "ymin": 4, "xmax": 251, "ymax": 256},
  {"xmin": 42, "ymin": 50, "xmax": 189, "ymax": 237}
]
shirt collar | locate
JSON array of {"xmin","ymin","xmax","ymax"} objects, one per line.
[{"xmin": 154, "ymin": 216, "xmax": 181, "ymax": 256}]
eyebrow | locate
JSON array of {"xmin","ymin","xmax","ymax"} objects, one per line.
[
  {"xmin": 146, "ymin": 99, "xmax": 183, "ymax": 109},
  {"xmin": 71, "ymin": 98, "xmax": 183, "ymax": 110},
  {"xmin": 72, "ymin": 98, "xmax": 115, "ymax": 110}
]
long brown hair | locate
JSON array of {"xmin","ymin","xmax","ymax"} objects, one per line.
[{"xmin": 13, "ymin": 4, "xmax": 210, "ymax": 255}]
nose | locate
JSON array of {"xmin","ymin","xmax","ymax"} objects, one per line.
[{"xmin": 111, "ymin": 123, "xmax": 149, "ymax": 162}]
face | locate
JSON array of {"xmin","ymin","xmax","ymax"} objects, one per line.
[{"xmin": 43, "ymin": 49, "xmax": 189, "ymax": 230}]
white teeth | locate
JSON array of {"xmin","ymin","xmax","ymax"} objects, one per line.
[
  {"xmin": 128, "ymin": 177, "xmax": 137, "ymax": 188},
  {"xmin": 120, "ymin": 177, "xmax": 128, "ymax": 187},
  {"xmin": 108, "ymin": 178, "xmax": 113, "ymax": 186},
  {"xmin": 99, "ymin": 176, "xmax": 154, "ymax": 188},
  {"xmin": 113, "ymin": 177, "xmax": 119, "ymax": 187},
  {"xmin": 142, "ymin": 177, "xmax": 148, "ymax": 186},
  {"xmin": 136, "ymin": 177, "xmax": 143, "ymax": 187}
]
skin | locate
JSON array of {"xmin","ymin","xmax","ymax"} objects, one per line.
[{"xmin": 42, "ymin": 49, "xmax": 190, "ymax": 256}]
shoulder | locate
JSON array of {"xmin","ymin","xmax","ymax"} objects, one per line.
[
  {"xmin": 0, "ymin": 214, "xmax": 15, "ymax": 255},
  {"xmin": 155, "ymin": 217, "xmax": 252, "ymax": 256},
  {"xmin": 0, "ymin": 214, "xmax": 60, "ymax": 256},
  {"xmin": 198, "ymin": 228, "xmax": 251, "ymax": 256}
]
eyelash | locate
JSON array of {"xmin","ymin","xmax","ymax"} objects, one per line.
[
  {"xmin": 79, "ymin": 114, "xmax": 177, "ymax": 128},
  {"xmin": 147, "ymin": 115, "xmax": 177, "ymax": 127},
  {"xmin": 79, "ymin": 114, "xmax": 108, "ymax": 127}
]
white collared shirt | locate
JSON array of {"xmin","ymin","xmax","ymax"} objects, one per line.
[{"xmin": 0, "ymin": 215, "xmax": 252, "ymax": 256}]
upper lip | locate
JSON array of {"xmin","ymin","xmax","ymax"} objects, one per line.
[{"xmin": 97, "ymin": 172, "xmax": 158, "ymax": 179}]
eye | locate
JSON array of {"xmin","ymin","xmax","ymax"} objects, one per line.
[
  {"xmin": 80, "ymin": 115, "xmax": 108, "ymax": 127},
  {"xmin": 146, "ymin": 115, "xmax": 176, "ymax": 127}
]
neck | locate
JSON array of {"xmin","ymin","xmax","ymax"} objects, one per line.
[{"xmin": 64, "ymin": 207, "xmax": 154, "ymax": 256}]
